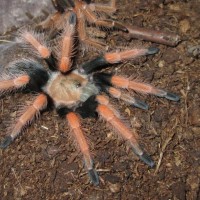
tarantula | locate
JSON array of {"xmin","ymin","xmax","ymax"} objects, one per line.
[
  {"xmin": 0, "ymin": 11, "xmax": 179, "ymax": 185},
  {"xmin": 40, "ymin": 0, "xmax": 180, "ymax": 50}
]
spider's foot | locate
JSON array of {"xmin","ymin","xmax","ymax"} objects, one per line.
[
  {"xmin": 69, "ymin": 11, "xmax": 77, "ymax": 24},
  {"xmin": 0, "ymin": 136, "xmax": 13, "ymax": 149},
  {"xmin": 131, "ymin": 144, "xmax": 154, "ymax": 168},
  {"xmin": 139, "ymin": 152, "xmax": 155, "ymax": 168},
  {"xmin": 146, "ymin": 47, "xmax": 159, "ymax": 55},
  {"xmin": 165, "ymin": 92, "xmax": 180, "ymax": 102},
  {"xmin": 133, "ymin": 99, "xmax": 149, "ymax": 110},
  {"xmin": 156, "ymin": 90, "xmax": 180, "ymax": 102},
  {"xmin": 83, "ymin": 154, "xmax": 99, "ymax": 185},
  {"xmin": 88, "ymin": 168, "xmax": 99, "ymax": 186}
]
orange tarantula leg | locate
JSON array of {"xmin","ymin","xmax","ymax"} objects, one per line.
[
  {"xmin": 110, "ymin": 76, "xmax": 180, "ymax": 101},
  {"xmin": 37, "ymin": 12, "xmax": 63, "ymax": 30},
  {"xmin": 96, "ymin": 96, "xmax": 154, "ymax": 167},
  {"xmin": 58, "ymin": 12, "xmax": 77, "ymax": 73},
  {"xmin": 21, "ymin": 32, "xmax": 51, "ymax": 59},
  {"xmin": 88, "ymin": 0, "xmax": 116, "ymax": 14},
  {"xmin": 66, "ymin": 112, "xmax": 99, "ymax": 185},
  {"xmin": 76, "ymin": 9, "xmax": 107, "ymax": 50},
  {"xmin": 19, "ymin": 30, "xmax": 56, "ymax": 70},
  {"xmin": 104, "ymin": 47, "xmax": 158, "ymax": 63},
  {"xmin": 0, "ymin": 75, "xmax": 30, "ymax": 95},
  {"xmin": 80, "ymin": 47, "xmax": 158, "ymax": 74},
  {"xmin": 0, "ymin": 94, "xmax": 48, "ymax": 149},
  {"xmin": 108, "ymin": 87, "xmax": 149, "ymax": 110}
]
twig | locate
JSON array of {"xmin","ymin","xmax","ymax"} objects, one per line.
[
  {"xmin": 154, "ymin": 118, "xmax": 178, "ymax": 174},
  {"xmin": 11, "ymin": 168, "xmax": 26, "ymax": 196}
]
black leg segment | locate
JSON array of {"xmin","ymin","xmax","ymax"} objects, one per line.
[
  {"xmin": 12, "ymin": 60, "xmax": 49, "ymax": 92},
  {"xmin": 79, "ymin": 57, "xmax": 110, "ymax": 74},
  {"xmin": 44, "ymin": 54, "xmax": 57, "ymax": 71},
  {"xmin": 57, "ymin": 107, "xmax": 72, "ymax": 118},
  {"xmin": 93, "ymin": 73, "xmax": 113, "ymax": 89}
]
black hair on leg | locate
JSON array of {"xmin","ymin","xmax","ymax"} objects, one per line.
[
  {"xmin": 14, "ymin": 61, "xmax": 49, "ymax": 92},
  {"xmin": 93, "ymin": 73, "xmax": 113, "ymax": 87},
  {"xmin": 44, "ymin": 54, "xmax": 57, "ymax": 71},
  {"xmin": 57, "ymin": 107, "xmax": 72, "ymax": 118},
  {"xmin": 79, "ymin": 57, "xmax": 110, "ymax": 74}
]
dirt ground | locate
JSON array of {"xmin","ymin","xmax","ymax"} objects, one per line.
[{"xmin": 0, "ymin": 0, "xmax": 200, "ymax": 199}]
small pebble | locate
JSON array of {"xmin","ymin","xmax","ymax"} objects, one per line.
[
  {"xmin": 179, "ymin": 19, "xmax": 190, "ymax": 33},
  {"xmin": 108, "ymin": 182, "xmax": 121, "ymax": 193}
]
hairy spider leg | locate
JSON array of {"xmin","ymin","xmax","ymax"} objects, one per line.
[
  {"xmin": 39, "ymin": 1, "xmax": 72, "ymax": 30},
  {"xmin": 66, "ymin": 112, "xmax": 99, "ymax": 185},
  {"xmin": 49, "ymin": 0, "xmax": 116, "ymax": 50},
  {"xmin": 96, "ymin": 95, "xmax": 154, "ymax": 167},
  {"xmin": 0, "ymin": 75, "xmax": 30, "ymax": 95},
  {"xmin": 38, "ymin": 12, "xmax": 65, "ymax": 35},
  {"xmin": 19, "ymin": 30, "xmax": 56, "ymax": 70},
  {"xmin": 76, "ymin": 6, "xmax": 107, "ymax": 50},
  {"xmin": 108, "ymin": 87, "xmax": 149, "ymax": 110},
  {"xmin": 57, "ymin": 12, "xmax": 77, "ymax": 73},
  {"xmin": 80, "ymin": 47, "xmax": 159, "ymax": 74},
  {"xmin": 0, "ymin": 94, "xmax": 48, "ymax": 149},
  {"xmin": 105, "ymin": 47, "xmax": 158, "ymax": 63},
  {"xmin": 21, "ymin": 32, "xmax": 51, "ymax": 59},
  {"xmin": 111, "ymin": 76, "xmax": 180, "ymax": 101}
]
